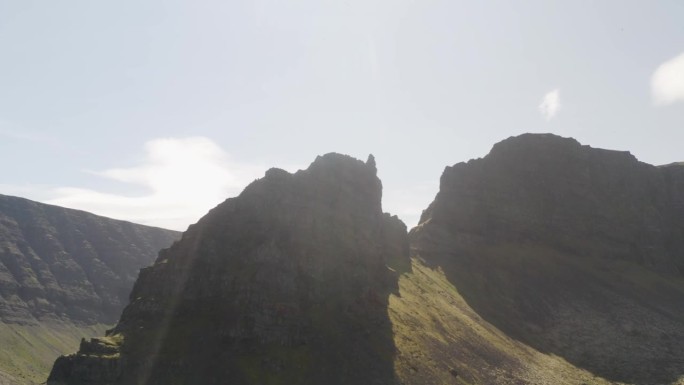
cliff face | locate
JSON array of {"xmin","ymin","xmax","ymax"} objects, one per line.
[
  {"xmin": 49, "ymin": 154, "xmax": 409, "ymax": 385},
  {"xmin": 411, "ymin": 134, "xmax": 684, "ymax": 384},
  {"xmin": 0, "ymin": 194, "xmax": 181, "ymax": 325},
  {"xmin": 418, "ymin": 133, "xmax": 684, "ymax": 274}
]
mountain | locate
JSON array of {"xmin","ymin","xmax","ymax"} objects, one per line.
[
  {"xmin": 48, "ymin": 135, "xmax": 684, "ymax": 385},
  {"xmin": 0, "ymin": 195, "xmax": 180, "ymax": 384},
  {"xmin": 48, "ymin": 154, "xmax": 409, "ymax": 385},
  {"xmin": 409, "ymin": 133, "xmax": 684, "ymax": 384}
]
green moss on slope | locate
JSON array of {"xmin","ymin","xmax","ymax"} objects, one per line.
[
  {"xmin": 389, "ymin": 259, "xmax": 622, "ymax": 385},
  {"xmin": 0, "ymin": 322, "xmax": 108, "ymax": 384}
]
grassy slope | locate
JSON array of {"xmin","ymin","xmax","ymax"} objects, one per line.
[
  {"xmin": 389, "ymin": 259, "xmax": 652, "ymax": 385},
  {"xmin": 0, "ymin": 322, "xmax": 108, "ymax": 385}
]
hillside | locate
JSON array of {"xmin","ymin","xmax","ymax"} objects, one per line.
[{"xmin": 0, "ymin": 195, "xmax": 180, "ymax": 384}]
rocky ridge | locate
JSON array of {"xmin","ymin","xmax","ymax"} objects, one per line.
[
  {"xmin": 48, "ymin": 134, "xmax": 684, "ymax": 385},
  {"xmin": 417, "ymin": 133, "xmax": 684, "ymax": 274},
  {"xmin": 49, "ymin": 153, "xmax": 409, "ymax": 385}
]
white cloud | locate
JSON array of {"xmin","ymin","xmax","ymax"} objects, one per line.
[
  {"xmin": 651, "ymin": 52, "xmax": 684, "ymax": 106},
  {"xmin": 538, "ymin": 89, "xmax": 561, "ymax": 120},
  {"xmin": 45, "ymin": 137, "xmax": 298, "ymax": 231}
]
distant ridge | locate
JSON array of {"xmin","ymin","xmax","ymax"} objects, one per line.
[
  {"xmin": 0, "ymin": 194, "xmax": 180, "ymax": 383},
  {"xmin": 0, "ymin": 193, "xmax": 181, "ymax": 324}
]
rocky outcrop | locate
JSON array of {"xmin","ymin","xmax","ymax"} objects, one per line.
[
  {"xmin": 0, "ymin": 195, "xmax": 180, "ymax": 325},
  {"xmin": 48, "ymin": 153, "xmax": 409, "ymax": 385},
  {"xmin": 417, "ymin": 133, "xmax": 684, "ymax": 273},
  {"xmin": 411, "ymin": 133, "xmax": 684, "ymax": 384}
]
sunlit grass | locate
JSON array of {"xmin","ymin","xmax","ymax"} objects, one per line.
[
  {"xmin": 388, "ymin": 258, "xmax": 620, "ymax": 385},
  {"xmin": 0, "ymin": 321, "xmax": 109, "ymax": 384}
]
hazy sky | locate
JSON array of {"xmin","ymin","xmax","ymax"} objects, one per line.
[{"xmin": 1, "ymin": 0, "xmax": 683, "ymax": 230}]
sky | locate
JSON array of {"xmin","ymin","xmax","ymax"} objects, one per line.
[{"xmin": 1, "ymin": 0, "xmax": 683, "ymax": 231}]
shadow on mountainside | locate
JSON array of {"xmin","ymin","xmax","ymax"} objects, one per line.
[
  {"xmin": 49, "ymin": 154, "xmax": 410, "ymax": 385},
  {"xmin": 126, "ymin": 268, "xmax": 406, "ymax": 385},
  {"xmin": 418, "ymin": 241, "xmax": 684, "ymax": 385},
  {"xmin": 116, "ymin": 217, "xmax": 411, "ymax": 385}
]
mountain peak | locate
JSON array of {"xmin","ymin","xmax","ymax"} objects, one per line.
[
  {"xmin": 486, "ymin": 133, "xmax": 637, "ymax": 165},
  {"xmin": 307, "ymin": 152, "xmax": 379, "ymax": 179},
  {"xmin": 490, "ymin": 133, "xmax": 580, "ymax": 155},
  {"xmin": 49, "ymin": 153, "xmax": 408, "ymax": 385}
]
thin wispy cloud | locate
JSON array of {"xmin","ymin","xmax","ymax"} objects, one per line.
[
  {"xmin": 0, "ymin": 123, "xmax": 58, "ymax": 144},
  {"xmin": 651, "ymin": 52, "xmax": 684, "ymax": 106},
  {"xmin": 46, "ymin": 137, "xmax": 299, "ymax": 230},
  {"xmin": 538, "ymin": 89, "xmax": 561, "ymax": 120}
]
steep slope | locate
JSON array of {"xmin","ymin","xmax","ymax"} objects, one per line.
[
  {"xmin": 410, "ymin": 133, "xmax": 684, "ymax": 384},
  {"xmin": 0, "ymin": 195, "xmax": 180, "ymax": 384},
  {"xmin": 388, "ymin": 259, "xmax": 620, "ymax": 385},
  {"xmin": 48, "ymin": 154, "xmax": 409, "ymax": 385}
]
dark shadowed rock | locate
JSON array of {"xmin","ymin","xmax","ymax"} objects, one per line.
[
  {"xmin": 48, "ymin": 153, "xmax": 409, "ymax": 385},
  {"xmin": 411, "ymin": 133, "xmax": 684, "ymax": 384}
]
